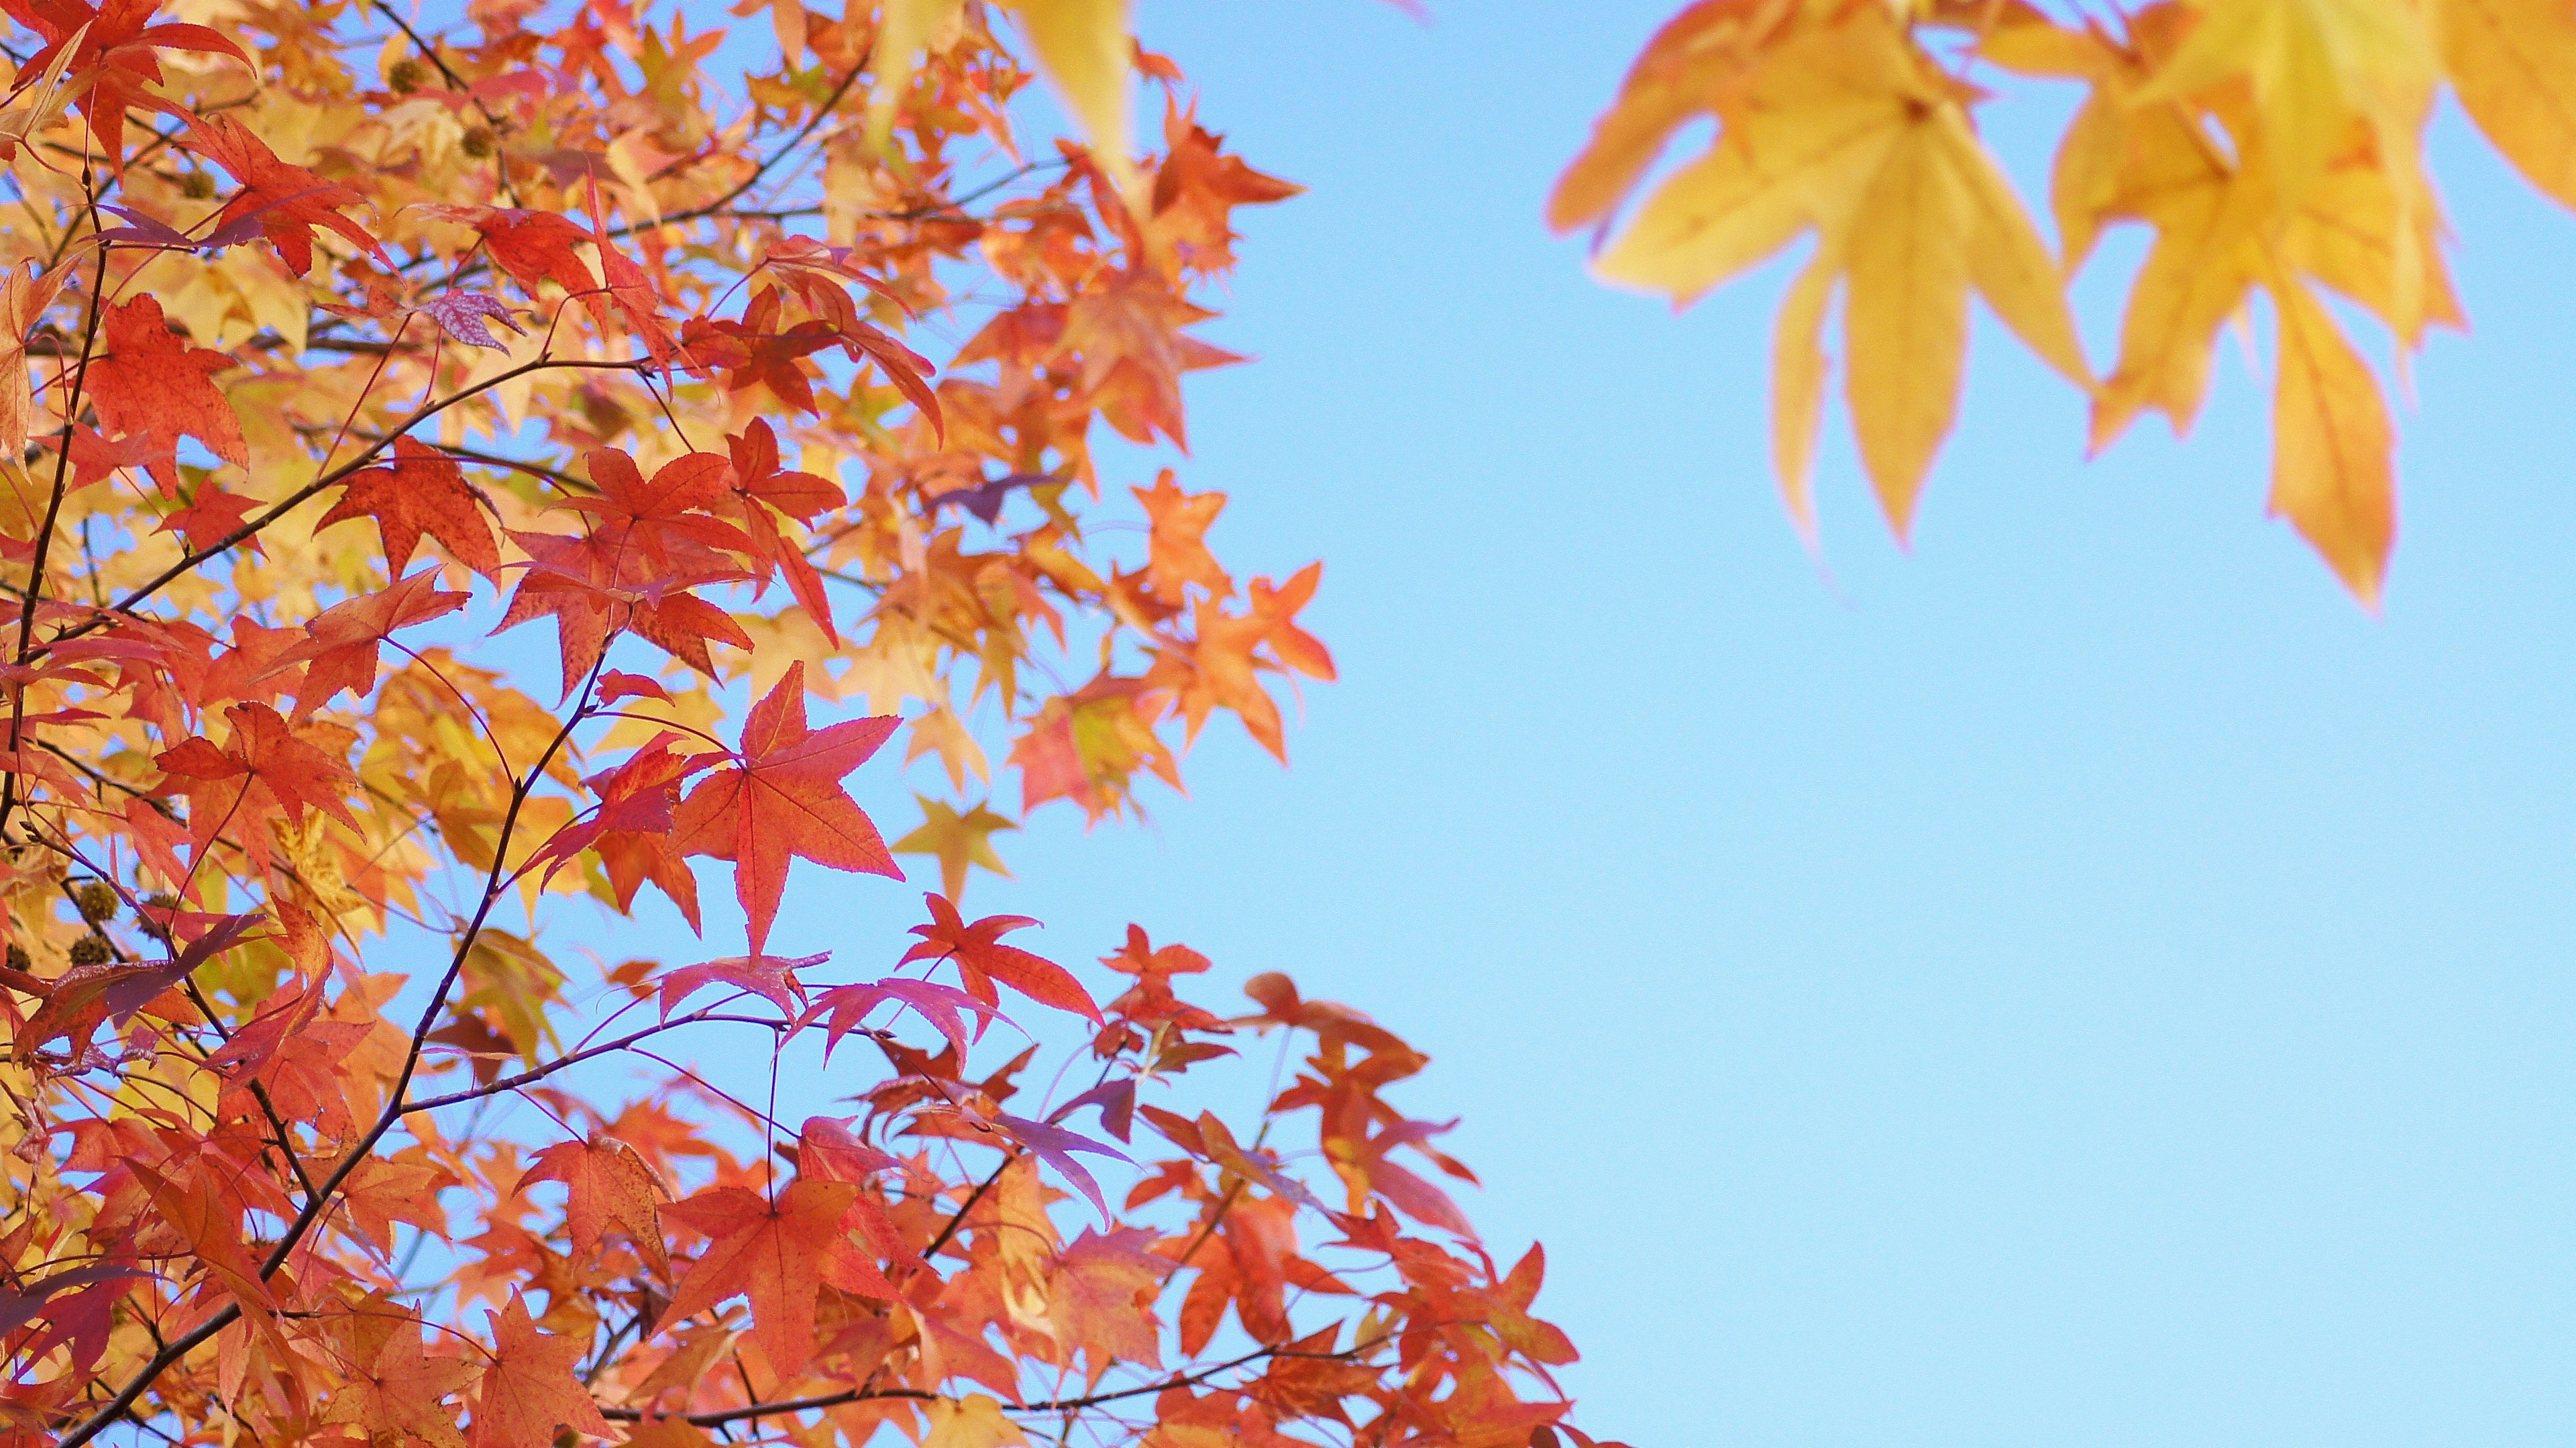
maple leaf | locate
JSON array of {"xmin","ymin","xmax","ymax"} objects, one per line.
[
  {"xmin": 320, "ymin": 1308, "xmax": 477, "ymax": 1448},
  {"xmin": 990, "ymin": 1110, "xmax": 1128, "ymax": 1219},
  {"xmin": 154, "ymin": 703, "xmax": 360, "ymax": 875},
  {"xmin": 0, "ymin": 257, "xmax": 70, "ymax": 458},
  {"xmin": 417, "ymin": 291, "xmax": 526, "ymax": 351},
  {"xmin": 1134, "ymin": 470, "xmax": 1230, "ymax": 599},
  {"xmin": 320, "ymin": 437, "xmax": 502, "ymax": 578},
  {"xmin": 669, "ymin": 661, "xmax": 900, "ymax": 954},
  {"xmin": 1150, "ymin": 103, "xmax": 1304, "ymax": 272},
  {"xmin": 922, "ymin": 1394, "xmax": 1029, "ymax": 1448},
  {"xmin": 655, "ymin": 949, "xmax": 825, "ymax": 1019},
  {"xmin": 659, "ymin": 1179, "xmax": 887, "ymax": 1374},
  {"xmin": 153, "ymin": 485, "xmax": 262, "ymax": 556},
  {"xmin": 184, "ymin": 113, "xmax": 387, "ymax": 274},
  {"xmin": 517, "ymin": 1133, "xmax": 672, "ymax": 1279},
  {"xmin": 804, "ymin": 974, "xmax": 1002, "ymax": 1061},
  {"xmin": 0, "ymin": 0, "xmax": 249, "ymax": 164},
  {"xmin": 902, "ymin": 892, "xmax": 1101, "ymax": 1022},
  {"xmin": 2443, "ymin": 0, "xmax": 2576, "ymax": 209},
  {"xmin": 722, "ymin": 419, "xmax": 841, "ymax": 643},
  {"xmin": 276, "ymin": 570, "xmax": 469, "ymax": 714},
  {"xmin": 1047, "ymin": 1227, "xmax": 1169, "ymax": 1384},
  {"xmin": 86, "ymin": 293, "xmax": 246, "ymax": 493},
  {"xmin": 472, "ymin": 1292, "xmax": 610, "ymax": 1448},
  {"xmin": 892, "ymin": 795, "xmax": 1018, "ymax": 902},
  {"xmin": 1580, "ymin": 6, "xmax": 2086, "ymax": 533},
  {"xmin": 682, "ymin": 289, "xmax": 839, "ymax": 413},
  {"xmin": 429, "ymin": 206, "xmax": 598, "ymax": 304}
]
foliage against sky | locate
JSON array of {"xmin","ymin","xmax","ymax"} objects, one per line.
[
  {"xmin": 1555, "ymin": 0, "xmax": 2576, "ymax": 606},
  {"xmin": 0, "ymin": 3, "xmax": 1601, "ymax": 1448}
]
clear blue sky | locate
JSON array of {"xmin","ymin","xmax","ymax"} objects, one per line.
[{"xmin": 633, "ymin": 5, "xmax": 2575, "ymax": 1443}]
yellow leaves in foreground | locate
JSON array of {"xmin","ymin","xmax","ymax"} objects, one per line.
[
  {"xmin": 870, "ymin": 0, "xmax": 1140, "ymax": 201},
  {"xmin": 1581, "ymin": 7, "xmax": 2082, "ymax": 536},
  {"xmin": 1564, "ymin": 0, "xmax": 2576, "ymax": 603}
]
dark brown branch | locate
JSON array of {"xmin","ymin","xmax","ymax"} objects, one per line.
[
  {"xmin": 401, "ymin": 1011, "xmax": 789, "ymax": 1115},
  {"xmin": 53, "ymin": 668, "xmax": 604, "ymax": 1448},
  {"xmin": 0, "ymin": 215, "xmax": 107, "ymax": 841},
  {"xmin": 42, "ymin": 354, "xmax": 648, "ymax": 645}
]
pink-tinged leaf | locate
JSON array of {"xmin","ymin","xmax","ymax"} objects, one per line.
[
  {"xmin": 418, "ymin": 291, "xmax": 526, "ymax": 351},
  {"xmin": 993, "ymin": 1112, "xmax": 1130, "ymax": 1222},
  {"xmin": 657, "ymin": 950, "xmax": 828, "ymax": 1019},
  {"xmin": 899, "ymin": 893, "xmax": 1101, "ymax": 1023},
  {"xmin": 598, "ymin": 670, "xmax": 671, "ymax": 704},
  {"xmin": 802, "ymin": 976, "xmax": 1006, "ymax": 1062},
  {"xmin": 1049, "ymin": 1077, "xmax": 1138, "ymax": 1143}
]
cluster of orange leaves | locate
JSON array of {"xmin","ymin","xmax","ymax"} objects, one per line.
[
  {"xmin": 0, "ymin": 1, "xmax": 1605, "ymax": 1447},
  {"xmin": 1558, "ymin": 0, "xmax": 2576, "ymax": 604}
]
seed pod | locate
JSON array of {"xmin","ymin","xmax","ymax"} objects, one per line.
[
  {"xmin": 68, "ymin": 935, "xmax": 109, "ymax": 967},
  {"xmin": 72, "ymin": 882, "xmax": 117, "ymax": 923}
]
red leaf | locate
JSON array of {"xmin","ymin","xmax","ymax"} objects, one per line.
[
  {"xmin": 660, "ymin": 1179, "xmax": 880, "ymax": 1376},
  {"xmin": 184, "ymin": 113, "xmax": 386, "ymax": 274},
  {"xmin": 276, "ymin": 570, "xmax": 468, "ymax": 714},
  {"xmin": 87, "ymin": 294, "xmax": 244, "ymax": 493},
  {"xmin": 669, "ymin": 661, "xmax": 899, "ymax": 955},
  {"xmin": 471, "ymin": 1292, "xmax": 610, "ymax": 1448},
  {"xmin": 319, "ymin": 437, "xmax": 501, "ymax": 578},
  {"xmin": 901, "ymin": 893, "xmax": 1101, "ymax": 1023}
]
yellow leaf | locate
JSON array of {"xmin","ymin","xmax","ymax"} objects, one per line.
[
  {"xmin": 1008, "ymin": 0, "xmax": 1140, "ymax": 204},
  {"xmin": 2267, "ymin": 276, "xmax": 2395, "ymax": 603},
  {"xmin": 891, "ymin": 794, "xmax": 1016, "ymax": 902},
  {"xmin": 2136, "ymin": 0, "xmax": 2434, "ymax": 202},
  {"xmin": 1593, "ymin": 111, "xmax": 1897, "ymax": 303},
  {"xmin": 1843, "ymin": 120, "xmax": 1971, "ymax": 536},
  {"xmin": 924, "ymin": 1392, "xmax": 1028, "ymax": 1448},
  {"xmin": 2438, "ymin": 0, "xmax": 2576, "ymax": 210},
  {"xmin": 864, "ymin": 0, "xmax": 967, "ymax": 146},
  {"xmin": 1547, "ymin": 0, "xmax": 1799, "ymax": 232},
  {"xmin": 1771, "ymin": 254, "xmax": 1837, "ymax": 535},
  {"xmin": 2283, "ymin": 160, "xmax": 2462, "ymax": 345},
  {"xmin": 2086, "ymin": 133, "xmax": 2267, "ymax": 450},
  {"xmin": 1939, "ymin": 109, "xmax": 2089, "ymax": 388}
]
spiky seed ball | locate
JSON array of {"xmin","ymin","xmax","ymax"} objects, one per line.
[{"xmin": 73, "ymin": 882, "xmax": 117, "ymax": 923}]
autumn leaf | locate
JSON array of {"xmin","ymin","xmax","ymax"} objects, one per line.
[
  {"xmin": 1589, "ymin": 8, "xmax": 2086, "ymax": 534},
  {"xmin": 0, "ymin": 256, "xmax": 69, "ymax": 456},
  {"xmin": 659, "ymin": 1179, "xmax": 888, "ymax": 1374},
  {"xmin": 924, "ymin": 1394, "xmax": 1029, "ymax": 1448},
  {"xmin": 184, "ymin": 112, "xmax": 388, "ymax": 274},
  {"xmin": 892, "ymin": 795, "xmax": 1018, "ymax": 902},
  {"xmin": 318, "ymin": 437, "xmax": 502, "ymax": 578},
  {"xmin": 471, "ymin": 1292, "xmax": 611, "ymax": 1448},
  {"xmin": 7, "ymin": 0, "xmax": 248, "ymax": 164},
  {"xmin": 417, "ymin": 291, "xmax": 525, "ymax": 351},
  {"xmin": 276, "ymin": 570, "xmax": 470, "ymax": 714},
  {"xmin": 2441, "ymin": 0, "xmax": 2576, "ymax": 210},
  {"xmin": 517, "ymin": 1133, "xmax": 672, "ymax": 1280},
  {"xmin": 670, "ymin": 661, "xmax": 900, "ymax": 954},
  {"xmin": 902, "ymin": 892, "xmax": 1101, "ymax": 1023},
  {"xmin": 319, "ymin": 1304, "xmax": 477, "ymax": 1448},
  {"xmin": 86, "ymin": 293, "xmax": 246, "ymax": 493}
]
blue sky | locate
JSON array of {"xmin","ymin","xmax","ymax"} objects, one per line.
[
  {"xmin": 933, "ymin": 4, "xmax": 2576, "ymax": 1443},
  {"xmin": 533, "ymin": 4, "xmax": 2576, "ymax": 1444}
]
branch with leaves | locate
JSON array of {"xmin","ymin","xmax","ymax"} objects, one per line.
[{"xmin": 0, "ymin": 4, "xmax": 1605, "ymax": 1448}]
